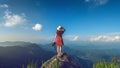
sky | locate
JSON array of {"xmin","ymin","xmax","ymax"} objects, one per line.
[{"xmin": 0, "ymin": 0, "xmax": 120, "ymax": 43}]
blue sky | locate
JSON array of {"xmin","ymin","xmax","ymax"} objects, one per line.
[{"xmin": 0, "ymin": 0, "xmax": 120, "ymax": 43}]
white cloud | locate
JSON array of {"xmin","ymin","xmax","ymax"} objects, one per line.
[
  {"xmin": 72, "ymin": 36, "xmax": 79, "ymax": 41},
  {"xmin": 99, "ymin": 0, "xmax": 108, "ymax": 5},
  {"xmin": 63, "ymin": 32, "xmax": 120, "ymax": 42},
  {"xmin": 85, "ymin": 0, "xmax": 108, "ymax": 7},
  {"xmin": 0, "ymin": 4, "xmax": 8, "ymax": 8},
  {"xmin": 32, "ymin": 23, "xmax": 42, "ymax": 31},
  {"xmin": 89, "ymin": 35, "xmax": 120, "ymax": 42},
  {"xmin": 65, "ymin": 35, "xmax": 80, "ymax": 41},
  {"xmin": 85, "ymin": 0, "xmax": 90, "ymax": 2},
  {"xmin": 107, "ymin": 32, "xmax": 120, "ymax": 35},
  {"xmin": 3, "ymin": 10, "xmax": 26, "ymax": 27}
]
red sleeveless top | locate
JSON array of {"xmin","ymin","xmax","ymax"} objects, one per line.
[{"xmin": 55, "ymin": 31, "xmax": 64, "ymax": 46}]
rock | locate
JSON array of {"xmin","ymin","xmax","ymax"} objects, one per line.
[{"xmin": 41, "ymin": 53, "xmax": 81, "ymax": 68}]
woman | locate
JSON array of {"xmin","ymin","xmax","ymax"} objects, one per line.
[{"xmin": 53, "ymin": 26, "xmax": 65, "ymax": 57}]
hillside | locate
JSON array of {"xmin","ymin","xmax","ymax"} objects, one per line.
[
  {"xmin": 41, "ymin": 53, "xmax": 81, "ymax": 68},
  {"xmin": 0, "ymin": 42, "xmax": 55, "ymax": 68}
]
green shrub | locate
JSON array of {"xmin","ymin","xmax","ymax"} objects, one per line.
[
  {"xmin": 93, "ymin": 58, "xmax": 120, "ymax": 68},
  {"xmin": 22, "ymin": 62, "xmax": 37, "ymax": 68},
  {"xmin": 53, "ymin": 58, "xmax": 59, "ymax": 68}
]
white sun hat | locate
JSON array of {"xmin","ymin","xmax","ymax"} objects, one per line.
[{"xmin": 57, "ymin": 26, "xmax": 63, "ymax": 31}]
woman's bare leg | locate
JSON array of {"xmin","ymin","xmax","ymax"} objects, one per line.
[
  {"xmin": 60, "ymin": 46, "xmax": 63, "ymax": 56},
  {"xmin": 57, "ymin": 46, "xmax": 60, "ymax": 57}
]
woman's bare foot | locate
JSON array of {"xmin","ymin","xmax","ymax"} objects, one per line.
[
  {"xmin": 60, "ymin": 52, "xmax": 63, "ymax": 56},
  {"xmin": 57, "ymin": 54, "xmax": 61, "ymax": 57}
]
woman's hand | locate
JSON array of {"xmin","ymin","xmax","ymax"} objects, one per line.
[
  {"xmin": 52, "ymin": 42, "xmax": 55, "ymax": 46},
  {"xmin": 53, "ymin": 34, "xmax": 56, "ymax": 42},
  {"xmin": 62, "ymin": 27, "xmax": 65, "ymax": 32}
]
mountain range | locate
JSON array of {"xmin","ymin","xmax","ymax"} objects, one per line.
[
  {"xmin": 0, "ymin": 41, "xmax": 120, "ymax": 68},
  {"xmin": 0, "ymin": 42, "xmax": 54, "ymax": 68}
]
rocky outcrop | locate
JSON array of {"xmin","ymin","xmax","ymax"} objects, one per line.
[{"xmin": 41, "ymin": 53, "xmax": 81, "ymax": 68}]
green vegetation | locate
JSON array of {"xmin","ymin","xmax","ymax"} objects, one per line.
[
  {"xmin": 53, "ymin": 58, "xmax": 59, "ymax": 68},
  {"xmin": 41, "ymin": 58, "xmax": 59, "ymax": 68},
  {"xmin": 22, "ymin": 62, "xmax": 37, "ymax": 68},
  {"xmin": 93, "ymin": 58, "xmax": 120, "ymax": 68}
]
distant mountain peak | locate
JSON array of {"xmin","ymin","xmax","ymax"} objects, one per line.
[{"xmin": 41, "ymin": 53, "xmax": 81, "ymax": 68}]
